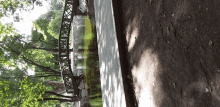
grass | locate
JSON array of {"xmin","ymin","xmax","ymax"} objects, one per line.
[
  {"xmin": 83, "ymin": 16, "xmax": 95, "ymax": 89},
  {"xmin": 82, "ymin": 15, "xmax": 103, "ymax": 107}
]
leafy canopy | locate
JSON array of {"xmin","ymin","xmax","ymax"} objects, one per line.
[
  {"xmin": 47, "ymin": 15, "xmax": 62, "ymax": 39},
  {"xmin": 0, "ymin": 22, "xmax": 16, "ymax": 39},
  {"xmin": 0, "ymin": 77, "xmax": 46, "ymax": 107}
]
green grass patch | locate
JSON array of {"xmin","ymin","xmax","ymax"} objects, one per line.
[
  {"xmin": 82, "ymin": 15, "xmax": 102, "ymax": 107},
  {"xmin": 83, "ymin": 16, "xmax": 95, "ymax": 89}
]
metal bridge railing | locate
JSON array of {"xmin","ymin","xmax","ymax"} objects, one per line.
[{"xmin": 58, "ymin": 0, "xmax": 86, "ymax": 99}]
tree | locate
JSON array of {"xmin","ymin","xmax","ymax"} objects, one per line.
[
  {"xmin": 0, "ymin": 80, "xmax": 12, "ymax": 106},
  {"xmin": 0, "ymin": 75, "xmax": 43, "ymax": 106},
  {"xmin": 0, "ymin": 22, "xmax": 16, "ymax": 39},
  {"xmin": 1, "ymin": 35, "xmax": 61, "ymax": 78},
  {"xmin": 19, "ymin": 76, "xmax": 45, "ymax": 106},
  {"xmin": 0, "ymin": 0, "xmax": 43, "ymax": 17},
  {"xmin": 0, "ymin": 1, "xmax": 88, "ymax": 106},
  {"xmin": 0, "ymin": 0, "xmax": 19, "ymax": 15},
  {"xmin": 0, "ymin": 76, "xmax": 79, "ymax": 106},
  {"xmin": 31, "ymin": 29, "xmax": 58, "ymax": 49},
  {"xmin": 44, "ymin": 81, "xmax": 65, "ymax": 93},
  {"xmin": 47, "ymin": 15, "xmax": 62, "ymax": 39},
  {"xmin": 47, "ymin": 1, "xmax": 64, "ymax": 39}
]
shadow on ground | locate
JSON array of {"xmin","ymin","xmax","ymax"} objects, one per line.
[{"xmin": 114, "ymin": 0, "xmax": 220, "ymax": 106}]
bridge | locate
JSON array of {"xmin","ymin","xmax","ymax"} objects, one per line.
[{"xmin": 58, "ymin": 0, "xmax": 87, "ymax": 100}]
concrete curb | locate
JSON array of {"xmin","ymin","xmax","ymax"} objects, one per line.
[{"xmin": 94, "ymin": 0, "xmax": 127, "ymax": 107}]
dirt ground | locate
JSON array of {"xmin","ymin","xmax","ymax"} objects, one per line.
[{"xmin": 112, "ymin": 0, "xmax": 220, "ymax": 107}]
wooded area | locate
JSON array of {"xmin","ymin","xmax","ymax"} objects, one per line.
[
  {"xmin": 0, "ymin": 0, "xmax": 102, "ymax": 106},
  {"xmin": 1, "ymin": 0, "xmax": 86, "ymax": 107}
]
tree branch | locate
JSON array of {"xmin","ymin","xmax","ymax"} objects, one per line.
[
  {"xmin": 38, "ymin": 98, "xmax": 78, "ymax": 102},
  {"xmin": 6, "ymin": 45, "xmax": 60, "ymax": 75},
  {"xmin": 28, "ymin": 74, "xmax": 61, "ymax": 78},
  {"xmin": 45, "ymin": 91, "xmax": 73, "ymax": 98}
]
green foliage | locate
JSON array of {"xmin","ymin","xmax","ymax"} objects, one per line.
[
  {"xmin": 80, "ymin": 16, "xmax": 103, "ymax": 106},
  {"xmin": 0, "ymin": 0, "xmax": 19, "ymax": 14},
  {"xmin": 0, "ymin": 38, "xmax": 19, "ymax": 68},
  {"xmin": 47, "ymin": 15, "xmax": 62, "ymax": 39},
  {"xmin": 0, "ymin": 0, "xmax": 34, "ymax": 16},
  {"xmin": 31, "ymin": 29, "xmax": 58, "ymax": 51},
  {"xmin": 33, "ymin": 10, "xmax": 63, "ymax": 42},
  {"xmin": 25, "ymin": 49, "xmax": 55, "ymax": 68},
  {"xmin": 0, "ymin": 22, "xmax": 16, "ymax": 39},
  {"xmin": 0, "ymin": 12, "xmax": 3, "ymax": 18},
  {"xmin": 50, "ymin": 0, "xmax": 64, "ymax": 10},
  {"xmin": 1, "ymin": 35, "xmax": 60, "ymax": 80},
  {"xmin": 19, "ymin": 77, "xmax": 46, "ymax": 107},
  {"xmin": 1, "ymin": 35, "xmax": 24, "ymax": 67},
  {"xmin": 0, "ymin": 80, "xmax": 10, "ymax": 106},
  {"xmin": 0, "ymin": 76, "xmax": 42, "ymax": 106},
  {"xmin": 31, "ymin": 29, "xmax": 44, "ymax": 41},
  {"xmin": 0, "ymin": 48, "xmax": 9, "ymax": 65},
  {"xmin": 89, "ymin": 97, "xmax": 103, "ymax": 107},
  {"xmin": 0, "ymin": 67, "xmax": 26, "ymax": 105},
  {"xmin": 0, "ymin": 1, "xmax": 73, "ymax": 106},
  {"xmin": 0, "ymin": 76, "xmax": 63, "ymax": 107},
  {"xmin": 34, "ymin": 18, "xmax": 50, "ymax": 40},
  {"xmin": 33, "ymin": 11, "xmax": 57, "ymax": 40},
  {"xmin": 0, "ymin": 48, "xmax": 3, "ymax": 56}
]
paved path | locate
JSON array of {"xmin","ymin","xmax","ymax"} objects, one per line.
[{"xmin": 94, "ymin": 0, "xmax": 127, "ymax": 107}]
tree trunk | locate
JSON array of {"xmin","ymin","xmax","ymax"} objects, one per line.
[
  {"xmin": 0, "ymin": 74, "xmax": 60, "ymax": 80},
  {"xmin": 30, "ymin": 47, "xmax": 75, "ymax": 54},
  {"xmin": 22, "ymin": 57, "xmax": 60, "ymax": 74},
  {"xmin": 44, "ymin": 81, "xmax": 64, "ymax": 86},
  {"xmin": 28, "ymin": 74, "xmax": 60, "ymax": 78},
  {"xmin": 44, "ymin": 81, "xmax": 65, "ymax": 93},
  {"xmin": 45, "ymin": 91, "xmax": 74, "ymax": 99},
  {"xmin": 29, "ymin": 48, "xmax": 59, "ymax": 52}
]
